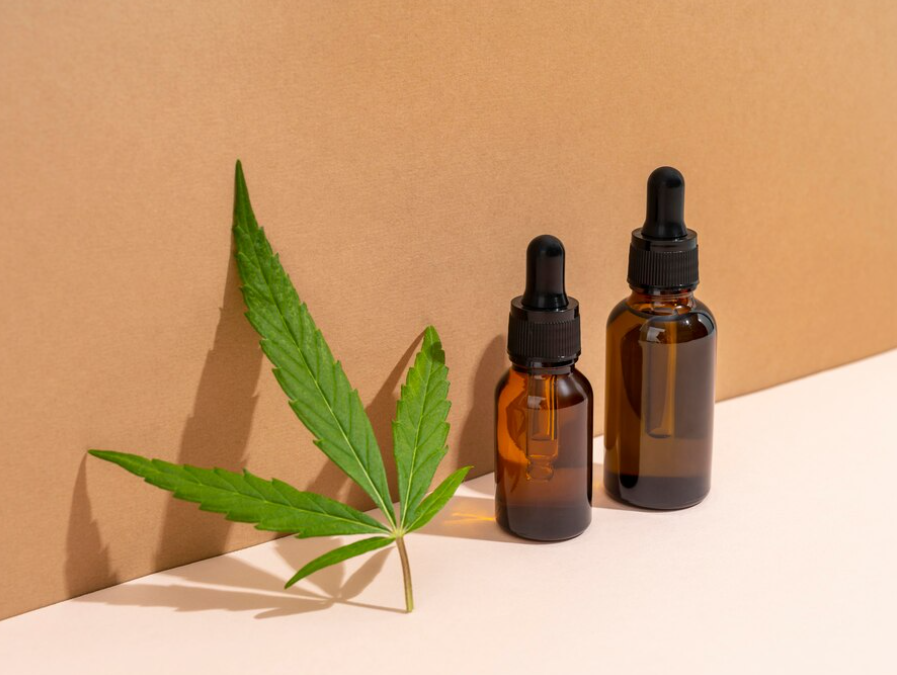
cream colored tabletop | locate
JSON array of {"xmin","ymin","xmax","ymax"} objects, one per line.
[{"xmin": 2, "ymin": 351, "xmax": 895, "ymax": 674}]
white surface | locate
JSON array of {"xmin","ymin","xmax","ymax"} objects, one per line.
[{"xmin": 2, "ymin": 351, "xmax": 895, "ymax": 674}]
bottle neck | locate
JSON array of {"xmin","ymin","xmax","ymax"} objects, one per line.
[
  {"xmin": 627, "ymin": 286, "xmax": 697, "ymax": 315},
  {"xmin": 511, "ymin": 361, "xmax": 576, "ymax": 375}
]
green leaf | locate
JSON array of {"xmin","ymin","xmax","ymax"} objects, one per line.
[
  {"xmin": 231, "ymin": 162, "xmax": 395, "ymax": 526},
  {"xmin": 392, "ymin": 326, "xmax": 452, "ymax": 529},
  {"xmin": 285, "ymin": 536, "xmax": 395, "ymax": 588},
  {"xmin": 88, "ymin": 450, "xmax": 389, "ymax": 538},
  {"xmin": 86, "ymin": 163, "xmax": 476, "ymax": 613},
  {"xmin": 406, "ymin": 466, "xmax": 473, "ymax": 533}
]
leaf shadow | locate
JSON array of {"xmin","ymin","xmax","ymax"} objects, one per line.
[
  {"xmin": 66, "ymin": 251, "xmax": 266, "ymax": 604},
  {"xmin": 454, "ymin": 335, "xmax": 506, "ymax": 494},
  {"xmin": 71, "ymin": 297, "xmax": 433, "ymax": 617},
  {"xmin": 77, "ymin": 536, "xmax": 403, "ymax": 619},
  {"xmin": 64, "ymin": 457, "xmax": 120, "ymax": 598},
  {"xmin": 154, "ymin": 254, "xmax": 264, "ymax": 571}
]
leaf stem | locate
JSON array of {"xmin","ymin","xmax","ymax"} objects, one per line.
[{"xmin": 396, "ymin": 536, "xmax": 414, "ymax": 613}]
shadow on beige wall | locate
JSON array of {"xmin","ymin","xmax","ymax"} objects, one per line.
[
  {"xmin": 65, "ymin": 255, "xmax": 264, "ymax": 589},
  {"xmin": 153, "ymin": 255, "xmax": 264, "ymax": 570},
  {"xmin": 65, "ymin": 457, "xmax": 119, "ymax": 597},
  {"xmin": 456, "ymin": 335, "xmax": 505, "ymax": 482}
]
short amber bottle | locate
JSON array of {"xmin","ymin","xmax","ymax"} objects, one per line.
[
  {"xmin": 495, "ymin": 235, "xmax": 593, "ymax": 541},
  {"xmin": 604, "ymin": 167, "xmax": 716, "ymax": 510}
]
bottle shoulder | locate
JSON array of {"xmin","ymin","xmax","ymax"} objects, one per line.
[
  {"xmin": 496, "ymin": 366, "xmax": 592, "ymax": 408},
  {"xmin": 693, "ymin": 297, "xmax": 716, "ymax": 326},
  {"xmin": 607, "ymin": 295, "xmax": 717, "ymax": 344},
  {"xmin": 606, "ymin": 298, "xmax": 632, "ymax": 328},
  {"xmin": 569, "ymin": 368, "xmax": 593, "ymax": 399}
]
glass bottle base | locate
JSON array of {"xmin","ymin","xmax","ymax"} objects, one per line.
[
  {"xmin": 495, "ymin": 499, "xmax": 591, "ymax": 541},
  {"xmin": 603, "ymin": 470, "xmax": 709, "ymax": 510}
]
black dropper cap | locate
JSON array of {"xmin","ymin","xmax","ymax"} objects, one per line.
[
  {"xmin": 508, "ymin": 235, "xmax": 581, "ymax": 366},
  {"xmin": 627, "ymin": 166, "xmax": 699, "ymax": 292}
]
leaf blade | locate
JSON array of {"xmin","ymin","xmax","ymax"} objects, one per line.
[
  {"xmin": 232, "ymin": 162, "xmax": 395, "ymax": 526},
  {"xmin": 284, "ymin": 536, "xmax": 395, "ymax": 589},
  {"xmin": 393, "ymin": 326, "xmax": 452, "ymax": 529},
  {"xmin": 406, "ymin": 466, "xmax": 473, "ymax": 533},
  {"xmin": 89, "ymin": 450, "xmax": 389, "ymax": 537}
]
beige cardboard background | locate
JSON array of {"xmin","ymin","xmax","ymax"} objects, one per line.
[{"xmin": 2, "ymin": 0, "xmax": 896, "ymax": 620}]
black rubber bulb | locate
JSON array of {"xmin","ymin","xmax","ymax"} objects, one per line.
[
  {"xmin": 643, "ymin": 166, "xmax": 687, "ymax": 240},
  {"xmin": 522, "ymin": 234, "xmax": 568, "ymax": 310}
]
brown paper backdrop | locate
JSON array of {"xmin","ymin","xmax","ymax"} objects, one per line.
[{"xmin": 2, "ymin": 0, "xmax": 896, "ymax": 620}]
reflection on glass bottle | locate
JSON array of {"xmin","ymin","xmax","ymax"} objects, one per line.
[{"xmin": 507, "ymin": 372, "xmax": 559, "ymax": 481}]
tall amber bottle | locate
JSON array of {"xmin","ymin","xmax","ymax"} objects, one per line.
[
  {"xmin": 495, "ymin": 235, "xmax": 593, "ymax": 541},
  {"xmin": 604, "ymin": 167, "xmax": 716, "ymax": 510}
]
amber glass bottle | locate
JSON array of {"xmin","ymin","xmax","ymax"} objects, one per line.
[
  {"xmin": 495, "ymin": 235, "xmax": 593, "ymax": 541},
  {"xmin": 604, "ymin": 167, "xmax": 716, "ymax": 510}
]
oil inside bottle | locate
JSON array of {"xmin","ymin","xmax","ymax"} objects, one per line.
[{"xmin": 604, "ymin": 292, "xmax": 715, "ymax": 509}]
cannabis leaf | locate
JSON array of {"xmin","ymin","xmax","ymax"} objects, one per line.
[
  {"xmin": 86, "ymin": 451, "xmax": 389, "ymax": 537},
  {"xmin": 89, "ymin": 161, "xmax": 472, "ymax": 612},
  {"xmin": 285, "ymin": 536, "xmax": 395, "ymax": 588},
  {"xmin": 231, "ymin": 163, "xmax": 395, "ymax": 525},
  {"xmin": 407, "ymin": 465, "xmax": 471, "ymax": 533},
  {"xmin": 393, "ymin": 326, "xmax": 451, "ymax": 529}
]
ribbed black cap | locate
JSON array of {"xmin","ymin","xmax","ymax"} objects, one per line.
[
  {"xmin": 508, "ymin": 235, "xmax": 581, "ymax": 365},
  {"xmin": 627, "ymin": 166, "xmax": 699, "ymax": 291}
]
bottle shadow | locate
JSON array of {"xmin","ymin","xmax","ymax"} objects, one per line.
[
  {"xmin": 415, "ymin": 490, "xmax": 517, "ymax": 544},
  {"xmin": 413, "ymin": 462, "xmax": 641, "ymax": 545}
]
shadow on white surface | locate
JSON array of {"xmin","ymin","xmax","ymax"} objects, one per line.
[
  {"xmin": 77, "ymin": 537, "xmax": 404, "ymax": 618},
  {"xmin": 419, "ymin": 495, "xmax": 526, "ymax": 543},
  {"xmin": 74, "ymin": 469, "xmax": 645, "ymax": 618}
]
